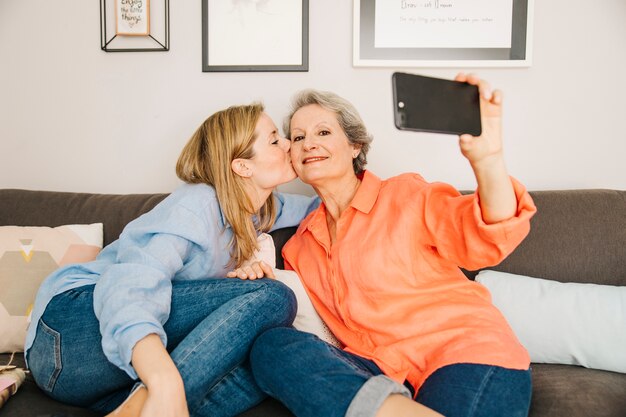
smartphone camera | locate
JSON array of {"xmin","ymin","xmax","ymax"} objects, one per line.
[{"xmin": 395, "ymin": 101, "xmax": 407, "ymax": 127}]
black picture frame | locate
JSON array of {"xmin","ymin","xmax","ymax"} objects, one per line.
[
  {"xmin": 100, "ymin": 0, "xmax": 170, "ymax": 52},
  {"xmin": 354, "ymin": 0, "xmax": 533, "ymax": 67},
  {"xmin": 202, "ymin": 0, "xmax": 309, "ymax": 72}
]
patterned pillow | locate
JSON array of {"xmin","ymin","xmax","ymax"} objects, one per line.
[{"xmin": 0, "ymin": 224, "xmax": 103, "ymax": 352}]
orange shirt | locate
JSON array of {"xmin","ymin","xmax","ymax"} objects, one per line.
[{"xmin": 283, "ymin": 170, "xmax": 537, "ymax": 394}]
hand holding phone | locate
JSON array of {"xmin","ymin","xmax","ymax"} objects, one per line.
[{"xmin": 392, "ymin": 72, "xmax": 482, "ymax": 136}]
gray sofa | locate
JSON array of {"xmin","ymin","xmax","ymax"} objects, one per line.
[{"xmin": 1, "ymin": 187, "xmax": 625, "ymax": 417}]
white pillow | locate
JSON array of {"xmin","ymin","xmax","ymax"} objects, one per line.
[
  {"xmin": 253, "ymin": 234, "xmax": 341, "ymax": 347},
  {"xmin": 476, "ymin": 270, "xmax": 626, "ymax": 373}
]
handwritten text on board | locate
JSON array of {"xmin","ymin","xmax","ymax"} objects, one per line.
[{"xmin": 375, "ymin": 0, "xmax": 513, "ymax": 48}]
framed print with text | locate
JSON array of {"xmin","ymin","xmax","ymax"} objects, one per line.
[
  {"xmin": 202, "ymin": 0, "xmax": 309, "ymax": 72},
  {"xmin": 115, "ymin": 0, "xmax": 150, "ymax": 36},
  {"xmin": 100, "ymin": 0, "xmax": 169, "ymax": 52},
  {"xmin": 354, "ymin": 0, "xmax": 533, "ymax": 67}
]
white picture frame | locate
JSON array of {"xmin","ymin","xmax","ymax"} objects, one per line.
[
  {"xmin": 202, "ymin": 0, "xmax": 309, "ymax": 72},
  {"xmin": 354, "ymin": 0, "xmax": 534, "ymax": 68}
]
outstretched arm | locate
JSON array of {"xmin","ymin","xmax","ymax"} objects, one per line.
[{"xmin": 456, "ymin": 73, "xmax": 517, "ymax": 224}]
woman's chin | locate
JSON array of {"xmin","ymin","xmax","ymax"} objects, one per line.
[
  {"xmin": 298, "ymin": 172, "xmax": 325, "ymax": 185},
  {"xmin": 276, "ymin": 171, "xmax": 298, "ymax": 187}
]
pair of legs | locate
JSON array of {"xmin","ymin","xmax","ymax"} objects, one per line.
[
  {"xmin": 27, "ymin": 278, "xmax": 296, "ymax": 417},
  {"xmin": 251, "ymin": 328, "xmax": 532, "ymax": 417}
]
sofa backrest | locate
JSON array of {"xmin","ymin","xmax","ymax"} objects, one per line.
[
  {"xmin": 1, "ymin": 188, "xmax": 624, "ymax": 286},
  {"xmin": 466, "ymin": 189, "xmax": 626, "ymax": 286},
  {"xmin": 0, "ymin": 189, "xmax": 167, "ymax": 247}
]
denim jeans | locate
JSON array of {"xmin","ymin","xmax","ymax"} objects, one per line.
[
  {"xmin": 27, "ymin": 278, "xmax": 296, "ymax": 417},
  {"xmin": 250, "ymin": 327, "xmax": 532, "ymax": 417}
]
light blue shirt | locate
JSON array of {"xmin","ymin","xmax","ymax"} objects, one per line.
[{"xmin": 24, "ymin": 183, "xmax": 318, "ymax": 378}]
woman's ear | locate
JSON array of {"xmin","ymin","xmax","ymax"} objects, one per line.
[
  {"xmin": 352, "ymin": 144, "xmax": 363, "ymax": 159},
  {"xmin": 232, "ymin": 158, "xmax": 252, "ymax": 178}
]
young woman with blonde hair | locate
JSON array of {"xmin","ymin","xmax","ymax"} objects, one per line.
[{"xmin": 25, "ymin": 103, "xmax": 318, "ymax": 417}]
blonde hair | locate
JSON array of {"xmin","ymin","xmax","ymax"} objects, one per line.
[{"xmin": 176, "ymin": 103, "xmax": 276, "ymax": 267}]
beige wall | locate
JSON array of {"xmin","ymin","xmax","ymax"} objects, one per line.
[{"xmin": 1, "ymin": 0, "xmax": 625, "ymax": 195}]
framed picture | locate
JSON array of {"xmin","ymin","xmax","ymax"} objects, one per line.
[
  {"xmin": 202, "ymin": 0, "xmax": 309, "ymax": 72},
  {"xmin": 354, "ymin": 0, "xmax": 534, "ymax": 68},
  {"xmin": 115, "ymin": 0, "xmax": 150, "ymax": 36},
  {"xmin": 100, "ymin": 0, "xmax": 169, "ymax": 52}
]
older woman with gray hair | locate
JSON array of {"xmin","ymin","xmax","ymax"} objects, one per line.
[
  {"xmin": 244, "ymin": 74, "xmax": 537, "ymax": 417},
  {"xmin": 281, "ymin": 88, "xmax": 374, "ymax": 176}
]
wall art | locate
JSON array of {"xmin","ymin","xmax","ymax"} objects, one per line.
[
  {"xmin": 354, "ymin": 0, "xmax": 533, "ymax": 67},
  {"xmin": 202, "ymin": 0, "xmax": 308, "ymax": 72}
]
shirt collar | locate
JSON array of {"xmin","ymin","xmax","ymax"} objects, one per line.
[
  {"xmin": 350, "ymin": 170, "xmax": 382, "ymax": 214},
  {"xmin": 298, "ymin": 170, "xmax": 382, "ymax": 236}
]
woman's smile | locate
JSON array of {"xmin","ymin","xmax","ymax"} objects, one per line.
[{"xmin": 302, "ymin": 156, "xmax": 328, "ymax": 164}]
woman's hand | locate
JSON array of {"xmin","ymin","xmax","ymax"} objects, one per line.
[
  {"xmin": 455, "ymin": 73, "xmax": 517, "ymax": 224},
  {"xmin": 226, "ymin": 261, "xmax": 275, "ymax": 280},
  {"xmin": 455, "ymin": 73, "xmax": 504, "ymax": 168}
]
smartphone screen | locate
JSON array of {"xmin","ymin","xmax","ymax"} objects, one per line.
[{"xmin": 392, "ymin": 72, "xmax": 482, "ymax": 136}]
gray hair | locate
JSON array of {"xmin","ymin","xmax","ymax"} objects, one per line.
[{"xmin": 283, "ymin": 89, "xmax": 373, "ymax": 174}]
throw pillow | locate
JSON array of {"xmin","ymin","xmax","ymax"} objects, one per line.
[
  {"xmin": 252, "ymin": 234, "xmax": 341, "ymax": 347},
  {"xmin": 476, "ymin": 270, "xmax": 626, "ymax": 373},
  {"xmin": 0, "ymin": 223, "xmax": 103, "ymax": 353}
]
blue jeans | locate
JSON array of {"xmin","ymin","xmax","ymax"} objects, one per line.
[
  {"xmin": 27, "ymin": 278, "xmax": 296, "ymax": 417},
  {"xmin": 250, "ymin": 328, "xmax": 532, "ymax": 417}
]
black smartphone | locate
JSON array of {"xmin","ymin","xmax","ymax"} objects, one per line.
[{"xmin": 392, "ymin": 72, "xmax": 482, "ymax": 136}]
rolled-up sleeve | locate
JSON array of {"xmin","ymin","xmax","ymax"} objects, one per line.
[{"xmin": 422, "ymin": 177, "xmax": 537, "ymax": 270}]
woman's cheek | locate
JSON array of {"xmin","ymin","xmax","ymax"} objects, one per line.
[{"xmin": 292, "ymin": 163, "xmax": 304, "ymax": 178}]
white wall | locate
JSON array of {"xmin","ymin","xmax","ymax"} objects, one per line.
[{"xmin": 1, "ymin": 1, "xmax": 625, "ymax": 195}]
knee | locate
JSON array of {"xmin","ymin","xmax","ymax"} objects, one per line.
[
  {"xmin": 251, "ymin": 327, "xmax": 311, "ymax": 371},
  {"xmin": 250, "ymin": 327, "xmax": 298, "ymax": 386},
  {"xmin": 252, "ymin": 327, "xmax": 294, "ymax": 355},
  {"xmin": 257, "ymin": 279, "xmax": 297, "ymax": 327}
]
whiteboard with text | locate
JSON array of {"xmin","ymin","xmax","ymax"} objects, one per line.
[{"xmin": 354, "ymin": 0, "xmax": 533, "ymax": 67}]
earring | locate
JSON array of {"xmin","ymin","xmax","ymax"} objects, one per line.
[{"xmin": 238, "ymin": 162, "xmax": 251, "ymax": 177}]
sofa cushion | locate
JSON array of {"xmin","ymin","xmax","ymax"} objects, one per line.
[
  {"xmin": 477, "ymin": 270, "xmax": 626, "ymax": 373},
  {"xmin": 0, "ymin": 351, "xmax": 295, "ymax": 417},
  {"xmin": 4, "ymin": 351, "xmax": 626, "ymax": 417},
  {"xmin": 464, "ymin": 190, "xmax": 626, "ymax": 287},
  {"xmin": 0, "ymin": 224, "xmax": 103, "ymax": 353},
  {"xmin": 530, "ymin": 363, "xmax": 626, "ymax": 417}
]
